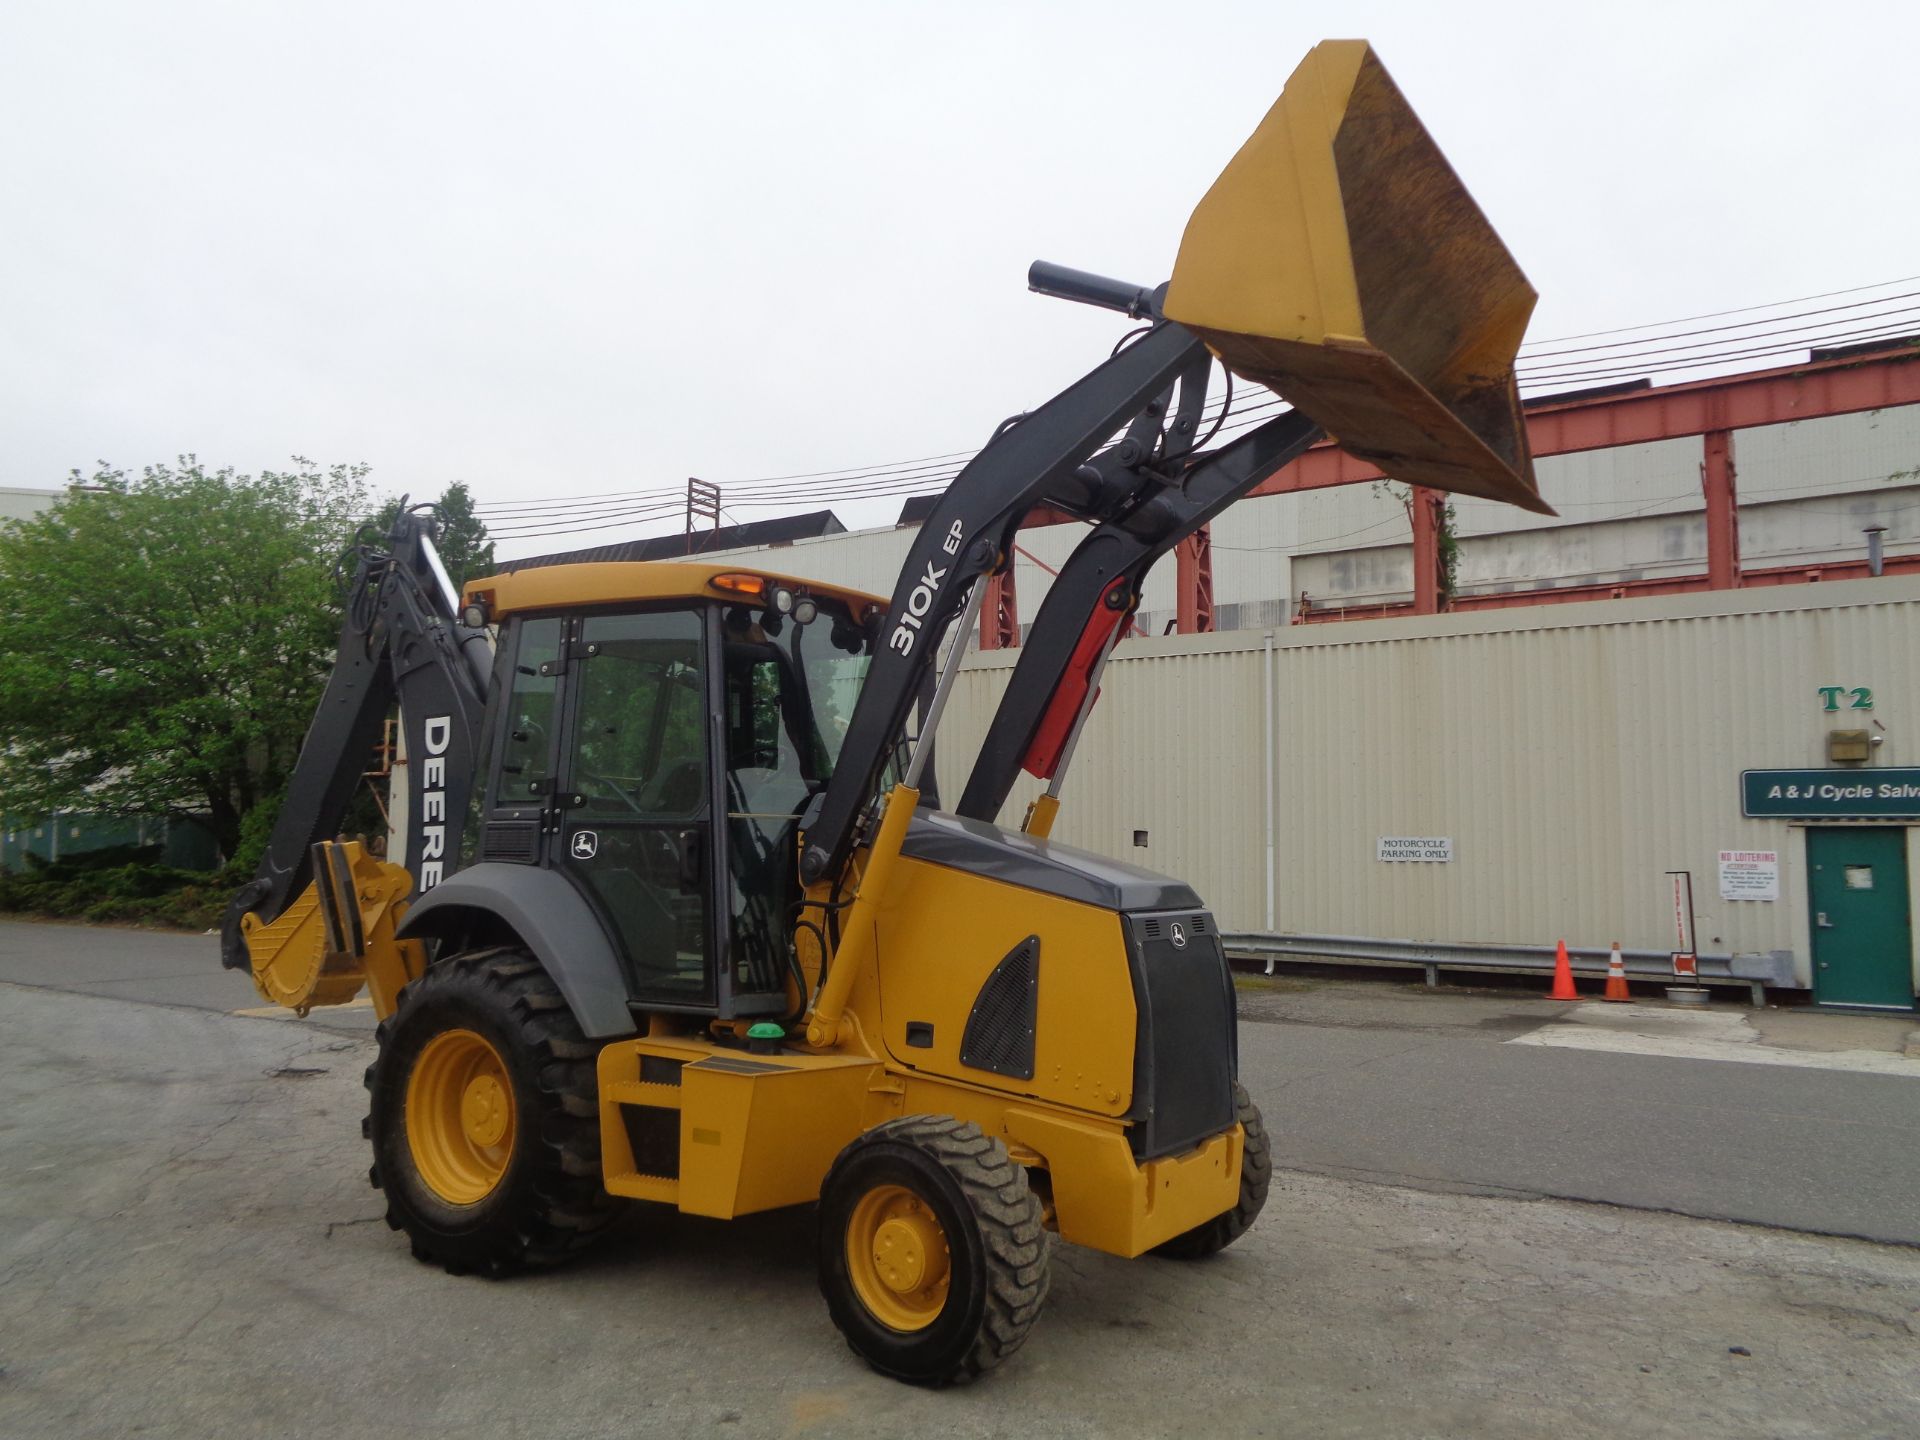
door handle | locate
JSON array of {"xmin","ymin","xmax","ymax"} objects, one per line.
[
  {"xmin": 1815, "ymin": 912, "xmax": 1833, "ymax": 928},
  {"xmin": 676, "ymin": 829, "xmax": 705, "ymax": 890}
]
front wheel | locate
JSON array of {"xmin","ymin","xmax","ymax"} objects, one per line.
[
  {"xmin": 1152, "ymin": 1082, "xmax": 1271, "ymax": 1260},
  {"xmin": 818, "ymin": 1116, "xmax": 1049, "ymax": 1385}
]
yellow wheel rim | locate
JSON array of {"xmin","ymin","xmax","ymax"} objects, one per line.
[
  {"xmin": 845, "ymin": 1183, "xmax": 951, "ymax": 1332},
  {"xmin": 406, "ymin": 1028, "xmax": 516, "ymax": 1205}
]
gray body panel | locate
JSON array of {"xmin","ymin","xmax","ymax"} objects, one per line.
[
  {"xmin": 901, "ymin": 810, "xmax": 1203, "ymax": 913},
  {"xmin": 395, "ymin": 863, "xmax": 637, "ymax": 1039}
]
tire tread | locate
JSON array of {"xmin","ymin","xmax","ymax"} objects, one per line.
[
  {"xmin": 364, "ymin": 946, "xmax": 623, "ymax": 1276},
  {"xmin": 1151, "ymin": 1083, "xmax": 1271, "ymax": 1260},
  {"xmin": 830, "ymin": 1115, "xmax": 1049, "ymax": 1383}
]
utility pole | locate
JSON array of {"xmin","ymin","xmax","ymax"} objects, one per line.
[{"xmin": 685, "ymin": 478, "xmax": 721, "ymax": 554}]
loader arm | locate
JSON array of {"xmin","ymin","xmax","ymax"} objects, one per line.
[
  {"xmin": 220, "ymin": 508, "xmax": 492, "ymax": 990},
  {"xmin": 957, "ymin": 406, "xmax": 1323, "ymax": 823},
  {"xmin": 797, "ymin": 320, "xmax": 1213, "ymax": 886}
]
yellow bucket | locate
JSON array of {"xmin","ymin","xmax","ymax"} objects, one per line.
[{"xmin": 1165, "ymin": 40, "xmax": 1551, "ymax": 515}]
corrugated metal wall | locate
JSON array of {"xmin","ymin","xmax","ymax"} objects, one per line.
[{"xmin": 933, "ymin": 576, "xmax": 1920, "ymax": 987}]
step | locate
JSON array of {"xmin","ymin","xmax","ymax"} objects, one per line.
[
  {"xmin": 604, "ymin": 1170, "xmax": 679, "ymax": 1204},
  {"xmin": 605, "ymin": 1079, "xmax": 684, "ymax": 1110}
]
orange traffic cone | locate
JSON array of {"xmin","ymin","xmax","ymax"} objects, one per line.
[
  {"xmin": 1603, "ymin": 942, "xmax": 1631, "ymax": 1002},
  {"xmin": 1548, "ymin": 939, "xmax": 1579, "ymax": 1000}
]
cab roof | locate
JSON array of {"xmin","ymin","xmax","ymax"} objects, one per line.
[{"xmin": 466, "ymin": 560, "xmax": 884, "ymax": 622}]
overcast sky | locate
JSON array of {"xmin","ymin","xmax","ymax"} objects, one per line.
[{"xmin": 4, "ymin": 1, "xmax": 1916, "ymax": 556}]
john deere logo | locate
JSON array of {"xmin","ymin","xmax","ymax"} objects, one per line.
[
  {"xmin": 1170, "ymin": 922, "xmax": 1187, "ymax": 950},
  {"xmin": 571, "ymin": 830, "xmax": 598, "ymax": 860}
]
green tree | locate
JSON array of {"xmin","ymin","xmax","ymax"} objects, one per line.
[
  {"xmin": 372, "ymin": 480, "xmax": 495, "ymax": 587},
  {"xmin": 0, "ymin": 457, "xmax": 371, "ymax": 859}
]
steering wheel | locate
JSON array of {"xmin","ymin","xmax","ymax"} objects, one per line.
[{"xmin": 579, "ymin": 770, "xmax": 646, "ymax": 816}]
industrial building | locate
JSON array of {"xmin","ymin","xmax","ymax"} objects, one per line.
[{"xmin": 567, "ymin": 341, "xmax": 1920, "ymax": 1007}]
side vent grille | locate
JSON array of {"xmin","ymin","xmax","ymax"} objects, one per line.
[
  {"xmin": 479, "ymin": 822, "xmax": 539, "ymax": 863},
  {"xmin": 960, "ymin": 936, "xmax": 1040, "ymax": 1082},
  {"xmin": 1143, "ymin": 919, "xmax": 1163, "ymax": 940}
]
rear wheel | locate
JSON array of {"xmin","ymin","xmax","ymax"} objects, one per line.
[
  {"xmin": 364, "ymin": 947, "xmax": 624, "ymax": 1275},
  {"xmin": 1152, "ymin": 1082, "xmax": 1271, "ymax": 1259},
  {"xmin": 818, "ymin": 1116, "xmax": 1049, "ymax": 1385}
]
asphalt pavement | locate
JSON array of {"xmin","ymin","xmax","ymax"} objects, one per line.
[
  {"xmin": 4, "ymin": 918, "xmax": 1917, "ymax": 1243},
  {"xmin": 5, "ymin": 975, "xmax": 1919, "ymax": 1439},
  {"xmin": 1233, "ymin": 979, "xmax": 1920, "ymax": 1245}
]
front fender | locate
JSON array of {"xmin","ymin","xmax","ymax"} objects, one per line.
[{"xmin": 395, "ymin": 864, "xmax": 636, "ymax": 1039}]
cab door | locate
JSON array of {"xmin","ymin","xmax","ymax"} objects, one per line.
[
  {"xmin": 553, "ymin": 608, "xmax": 718, "ymax": 1007},
  {"xmin": 472, "ymin": 614, "xmax": 566, "ymax": 867}
]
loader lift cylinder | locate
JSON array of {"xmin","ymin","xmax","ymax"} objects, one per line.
[{"xmin": 808, "ymin": 576, "xmax": 988, "ymax": 1048}]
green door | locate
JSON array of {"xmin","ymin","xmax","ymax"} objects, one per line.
[{"xmin": 1807, "ymin": 827, "xmax": 1915, "ymax": 1009}]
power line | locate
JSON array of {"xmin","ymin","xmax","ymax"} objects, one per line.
[
  {"xmin": 1520, "ymin": 274, "xmax": 1920, "ymax": 346},
  {"xmin": 481, "ymin": 277, "xmax": 1920, "ymax": 549},
  {"xmin": 1519, "ymin": 290, "xmax": 1920, "ymax": 360},
  {"xmin": 1516, "ymin": 319, "xmax": 1920, "ymax": 388},
  {"xmin": 1518, "ymin": 311, "xmax": 1920, "ymax": 376}
]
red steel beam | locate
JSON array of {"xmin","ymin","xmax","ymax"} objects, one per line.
[
  {"xmin": 1522, "ymin": 346, "xmax": 1920, "ymax": 458},
  {"xmin": 1013, "ymin": 347, "xmax": 1920, "ymax": 527},
  {"xmin": 1702, "ymin": 430, "xmax": 1741, "ymax": 588},
  {"xmin": 1410, "ymin": 488, "xmax": 1443, "ymax": 614},
  {"xmin": 1241, "ymin": 344, "xmax": 1920, "ymax": 503},
  {"xmin": 979, "ymin": 565, "xmax": 1019, "ymax": 650},
  {"xmin": 1175, "ymin": 526, "xmax": 1215, "ymax": 633},
  {"xmin": 1009, "ymin": 346, "xmax": 1920, "ymax": 625}
]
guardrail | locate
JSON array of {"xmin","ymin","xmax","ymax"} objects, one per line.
[{"xmin": 1221, "ymin": 931, "xmax": 1797, "ymax": 1007}]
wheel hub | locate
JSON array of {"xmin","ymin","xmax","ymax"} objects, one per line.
[
  {"xmin": 846, "ymin": 1184, "xmax": 951, "ymax": 1332},
  {"xmin": 872, "ymin": 1212, "xmax": 947, "ymax": 1294},
  {"xmin": 461, "ymin": 1073, "xmax": 509, "ymax": 1147},
  {"xmin": 405, "ymin": 1028, "xmax": 517, "ymax": 1205}
]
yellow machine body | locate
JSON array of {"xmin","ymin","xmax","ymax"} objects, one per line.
[
  {"xmin": 251, "ymin": 567, "xmax": 1239, "ymax": 1261},
  {"xmin": 242, "ymin": 33, "xmax": 1549, "ymax": 1312},
  {"xmin": 468, "ymin": 559, "xmax": 883, "ymax": 628},
  {"xmin": 571, "ymin": 765, "xmax": 1242, "ymax": 1259},
  {"xmin": 873, "ymin": 857, "xmax": 1137, "ymax": 1117},
  {"xmin": 594, "ymin": 1032, "xmax": 1241, "ymax": 1260},
  {"xmin": 1165, "ymin": 39, "xmax": 1550, "ymax": 514}
]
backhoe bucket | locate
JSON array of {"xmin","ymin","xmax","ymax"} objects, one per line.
[{"xmin": 1164, "ymin": 40, "xmax": 1552, "ymax": 515}]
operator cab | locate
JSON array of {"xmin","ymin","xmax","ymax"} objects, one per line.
[{"xmin": 465, "ymin": 563, "xmax": 885, "ymax": 1018}]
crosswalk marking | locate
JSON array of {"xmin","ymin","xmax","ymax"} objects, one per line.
[{"xmin": 1508, "ymin": 1002, "xmax": 1920, "ymax": 1078}]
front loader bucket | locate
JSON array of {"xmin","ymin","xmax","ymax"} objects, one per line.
[{"xmin": 1164, "ymin": 40, "xmax": 1552, "ymax": 515}]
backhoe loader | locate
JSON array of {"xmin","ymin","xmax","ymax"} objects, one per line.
[{"xmin": 223, "ymin": 40, "xmax": 1549, "ymax": 1384}]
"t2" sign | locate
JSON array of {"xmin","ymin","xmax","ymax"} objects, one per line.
[{"xmin": 1818, "ymin": 686, "xmax": 1872, "ymax": 712}]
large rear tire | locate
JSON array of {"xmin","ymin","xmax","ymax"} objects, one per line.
[
  {"xmin": 818, "ymin": 1116, "xmax": 1049, "ymax": 1385},
  {"xmin": 1152, "ymin": 1082, "xmax": 1271, "ymax": 1260},
  {"xmin": 363, "ymin": 947, "xmax": 624, "ymax": 1276}
]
